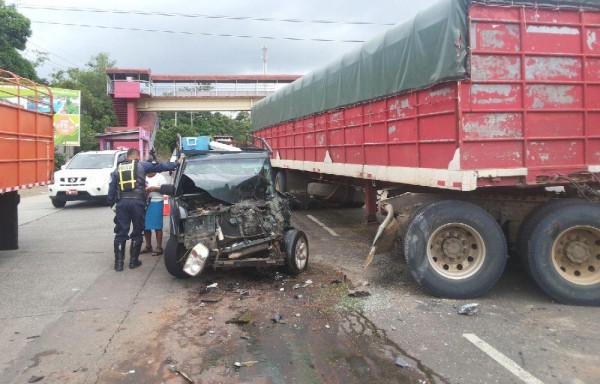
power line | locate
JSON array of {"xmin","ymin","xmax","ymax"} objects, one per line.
[
  {"xmin": 26, "ymin": 40, "xmax": 85, "ymax": 69},
  {"xmin": 19, "ymin": 4, "xmax": 395, "ymax": 26},
  {"xmin": 30, "ymin": 20, "xmax": 366, "ymax": 43},
  {"xmin": 29, "ymin": 37, "xmax": 86, "ymax": 68}
]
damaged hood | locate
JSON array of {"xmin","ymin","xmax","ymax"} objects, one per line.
[{"xmin": 182, "ymin": 173, "xmax": 272, "ymax": 204}]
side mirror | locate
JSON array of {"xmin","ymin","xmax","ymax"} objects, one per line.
[
  {"xmin": 160, "ymin": 184, "xmax": 176, "ymax": 196},
  {"xmin": 61, "ymin": 165, "xmax": 66, "ymax": 170}
]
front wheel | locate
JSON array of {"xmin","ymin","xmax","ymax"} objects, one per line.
[
  {"xmin": 164, "ymin": 235, "xmax": 190, "ymax": 279},
  {"xmin": 51, "ymin": 198, "xmax": 66, "ymax": 208},
  {"xmin": 526, "ymin": 204, "xmax": 600, "ymax": 306},
  {"xmin": 403, "ymin": 200, "xmax": 507, "ymax": 299},
  {"xmin": 283, "ymin": 229, "xmax": 309, "ymax": 275}
]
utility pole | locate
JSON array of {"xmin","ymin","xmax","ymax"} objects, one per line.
[{"xmin": 262, "ymin": 46, "xmax": 268, "ymax": 75}]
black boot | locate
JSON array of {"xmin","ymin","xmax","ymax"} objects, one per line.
[
  {"xmin": 129, "ymin": 240, "xmax": 143, "ymax": 269},
  {"xmin": 114, "ymin": 241, "xmax": 126, "ymax": 271}
]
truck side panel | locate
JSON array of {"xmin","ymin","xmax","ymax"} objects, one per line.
[
  {"xmin": 0, "ymin": 103, "xmax": 54, "ymax": 192},
  {"xmin": 256, "ymin": 4, "xmax": 600, "ymax": 191}
]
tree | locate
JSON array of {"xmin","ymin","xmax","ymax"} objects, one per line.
[
  {"xmin": 50, "ymin": 53, "xmax": 118, "ymax": 151},
  {"xmin": 0, "ymin": 0, "xmax": 36, "ymax": 79},
  {"xmin": 154, "ymin": 111, "xmax": 252, "ymax": 156}
]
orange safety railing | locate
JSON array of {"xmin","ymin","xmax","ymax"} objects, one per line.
[{"xmin": 0, "ymin": 69, "xmax": 54, "ymax": 114}]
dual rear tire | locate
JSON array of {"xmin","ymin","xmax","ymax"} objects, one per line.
[{"xmin": 402, "ymin": 198, "xmax": 600, "ymax": 305}]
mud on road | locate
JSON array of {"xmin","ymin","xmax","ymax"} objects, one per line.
[{"xmin": 98, "ymin": 263, "xmax": 444, "ymax": 384}]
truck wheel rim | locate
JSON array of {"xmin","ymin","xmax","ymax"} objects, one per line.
[
  {"xmin": 427, "ymin": 223, "xmax": 486, "ymax": 280},
  {"xmin": 295, "ymin": 238, "xmax": 308, "ymax": 269},
  {"xmin": 551, "ymin": 226, "xmax": 600, "ymax": 286}
]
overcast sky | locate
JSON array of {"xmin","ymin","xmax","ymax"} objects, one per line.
[{"xmin": 15, "ymin": 0, "xmax": 439, "ymax": 78}]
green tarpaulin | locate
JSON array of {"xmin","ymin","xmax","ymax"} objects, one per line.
[{"xmin": 252, "ymin": 0, "xmax": 600, "ymax": 131}]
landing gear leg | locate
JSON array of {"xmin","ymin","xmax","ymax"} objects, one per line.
[{"xmin": 364, "ymin": 182, "xmax": 377, "ymax": 223}]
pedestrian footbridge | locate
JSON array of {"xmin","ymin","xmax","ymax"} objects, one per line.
[{"xmin": 97, "ymin": 68, "xmax": 299, "ymax": 159}]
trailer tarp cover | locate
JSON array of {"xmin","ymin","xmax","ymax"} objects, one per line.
[{"xmin": 251, "ymin": 0, "xmax": 600, "ymax": 131}]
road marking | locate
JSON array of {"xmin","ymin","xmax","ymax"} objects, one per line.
[
  {"xmin": 463, "ymin": 334, "xmax": 544, "ymax": 384},
  {"xmin": 306, "ymin": 215, "xmax": 339, "ymax": 237}
]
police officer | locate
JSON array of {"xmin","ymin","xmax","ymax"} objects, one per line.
[{"xmin": 107, "ymin": 148, "xmax": 179, "ymax": 271}]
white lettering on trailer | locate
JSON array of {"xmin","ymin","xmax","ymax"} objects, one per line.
[
  {"xmin": 526, "ymin": 26, "xmax": 579, "ymax": 35},
  {"xmin": 463, "ymin": 334, "xmax": 545, "ymax": 384}
]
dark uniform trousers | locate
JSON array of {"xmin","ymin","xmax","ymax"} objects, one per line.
[{"xmin": 114, "ymin": 198, "xmax": 146, "ymax": 243}]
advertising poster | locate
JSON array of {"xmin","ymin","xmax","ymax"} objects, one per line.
[{"xmin": 0, "ymin": 86, "xmax": 81, "ymax": 146}]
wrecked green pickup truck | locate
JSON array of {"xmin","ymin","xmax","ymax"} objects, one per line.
[{"xmin": 161, "ymin": 138, "xmax": 309, "ymax": 278}]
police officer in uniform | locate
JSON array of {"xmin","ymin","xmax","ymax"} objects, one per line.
[{"xmin": 107, "ymin": 148, "xmax": 179, "ymax": 271}]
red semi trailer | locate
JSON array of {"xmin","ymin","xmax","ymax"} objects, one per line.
[
  {"xmin": 0, "ymin": 70, "xmax": 54, "ymax": 250},
  {"xmin": 252, "ymin": 0, "xmax": 600, "ymax": 305}
]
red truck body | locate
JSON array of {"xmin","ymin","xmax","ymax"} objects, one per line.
[
  {"xmin": 257, "ymin": 4, "xmax": 600, "ymax": 191},
  {"xmin": 0, "ymin": 70, "xmax": 54, "ymax": 250},
  {"xmin": 252, "ymin": 2, "xmax": 600, "ymax": 305}
]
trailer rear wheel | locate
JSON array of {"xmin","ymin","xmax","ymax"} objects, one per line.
[
  {"xmin": 403, "ymin": 200, "xmax": 507, "ymax": 299},
  {"xmin": 526, "ymin": 204, "xmax": 600, "ymax": 306},
  {"xmin": 517, "ymin": 199, "xmax": 587, "ymax": 276}
]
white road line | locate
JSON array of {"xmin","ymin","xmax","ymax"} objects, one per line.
[
  {"xmin": 306, "ymin": 214, "xmax": 339, "ymax": 237},
  {"xmin": 463, "ymin": 334, "xmax": 544, "ymax": 384}
]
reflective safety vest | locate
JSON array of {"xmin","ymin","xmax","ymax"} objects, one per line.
[
  {"xmin": 118, "ymin": 160, "xmax": 138, "ymax": 192},
  {"xmin": 117, "ymin": 160, "xmax": 146, "ymax": 200}
]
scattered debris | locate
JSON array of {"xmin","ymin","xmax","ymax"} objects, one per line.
[
  {"xmin": 330, "ymin": 279, "xmax": 342, "ymax": 285},
  {"xmin": 226, "ymin": 310, "xmax": 252, "ymax": 325},
  {"xmin": 208, "ymin": 316, "xmax": 213, "ymax": 321},
  {"xmin": 169, "ymin": 365, "xmax": 194, "ymax": 383},
  {"xmin": 234, "ymin": 361, "xmax": 258, "ymax": 368},
  {"xmin": 458, "ymin": 303, "xmax": 479, "ymax": 316},
  {"xmin": 200, "ymin": 295, "xmax": 222, "ymax": 303},
  {"xmin": 199, "ymin": 302, "xmax": 206, "ymax": 307},
  {"xmin": 295, "ymin": 313, "xmax": 301, "ymax": 317},
  {"xmin": 279, "ymin": 288, "xmax": 285, "ymax": 292},
  {"xmin": 391, "ymin": 326, "xmax": 397, "ymax": 331},
  {"xmin": 271, "ymin": 313, "xmax": 285, "ymax": 324},
  {"xmin": 207, "ymin": 283, "xmax": 218, "ymax": 289},
  {"xmin": 198, "ymin": 286, "xmax": 210, "ymax": 295},
  {"xmin": 294, "ymin": 294, "xmax": 303, "ymax": 299},
  {"xmin": 28, "ymin": 376, "xmax": 44, "ymax": 383},
  {"xmin": 348, "ymin": 290, "xmax": 371, "ymax": 298},
  {"xmin": 239, "ymin": 290, "xmax": 250, "ymax": 299},
  {"xmin": 325, "ymin": 324, "xmax": 331, "ymax": 329},
  {"xmin": 292, "ymin": 283, "xmax": 301, "ymax": 289},
  {"xmin": 26, "ymin": 335, "xmax": 40, "ymax": 339},
  {"xmin": 121, "ymin": 370, "xmax": 135, "ymax": 375},
  {"xmin": 304, "ymin": 279, "xmax": 313, "ymax": 285},
  {"xmin": 395, "ymin": 357, "xmax": 410, "ymax": 368},
  {"xmin": 274, "ymin": 272, "xmax": 284, "ymax": 281},
  {"xmin": 163, "ymin": 358, "xmax": 173, "ymax": 365},
  {"xmin": 240, "ymin": 335, "xmax": 251, "ymax": 340}
]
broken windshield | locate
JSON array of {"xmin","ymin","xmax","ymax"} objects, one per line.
[{"xmin": 180, "ymin": 156, "xmax": 274, "ymax": 204}]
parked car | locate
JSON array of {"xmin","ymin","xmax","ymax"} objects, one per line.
[
  {"xmin": 161, "ymin": 138, "xmax": 309, "ymax": 278},
  {"xmin": 48, "ymin": 150, "xmax": 127, "ymax": 207}
]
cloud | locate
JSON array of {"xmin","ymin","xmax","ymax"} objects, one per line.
[{"xmin": 18, "ymin": 0, "xmax": 438, "ymax": 77}]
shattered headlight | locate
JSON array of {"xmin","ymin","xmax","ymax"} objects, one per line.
[{"xmin": 183, "ymin": 242, "xmax": 210, "ymax": 276}]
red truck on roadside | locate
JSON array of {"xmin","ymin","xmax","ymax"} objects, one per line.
[
  {"xmin": 0, "ymin": 69, "xmax": 54, "ymax": 250},
  {"xmin": 252, "ymin": 0, "xmax": 600, "ymax": 305}
]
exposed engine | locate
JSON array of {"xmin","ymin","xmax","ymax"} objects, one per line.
[{"xmin": 182, "ymin": 195, "xmax": 290, "ymax": 261}]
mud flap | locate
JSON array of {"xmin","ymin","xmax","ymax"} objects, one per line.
[{"xmin": 364, "ymin": 204, "xmax": 401, "ymax": 267}]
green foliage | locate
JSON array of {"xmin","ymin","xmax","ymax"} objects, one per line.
[
  {"xmin": 0, "ymin": 0, "xmax": 37, "ymax": 79},
  {"xmin": 154, "ymin": 111, "xmax": 252, "ymax": 156},
  {"xmin": 50, "ymin": 53, "xmax": 118, "ymax": 151},
  {"xmin": 54, "ymin": 151, "xmax": 67, "ymax": 171}
]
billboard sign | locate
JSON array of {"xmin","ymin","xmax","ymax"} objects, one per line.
[{"xmin": 0, "ymin": 86, "xmax": 81, "ymax": 146}]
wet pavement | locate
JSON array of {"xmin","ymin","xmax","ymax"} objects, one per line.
[{"xmin": 1, "ymin": 190, "xmax": 599, "ymax": 383}]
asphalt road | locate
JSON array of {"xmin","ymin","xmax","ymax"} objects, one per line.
[{"xmin": 1, "ymin": 190, "xmax": 599, "ymax": 384}]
